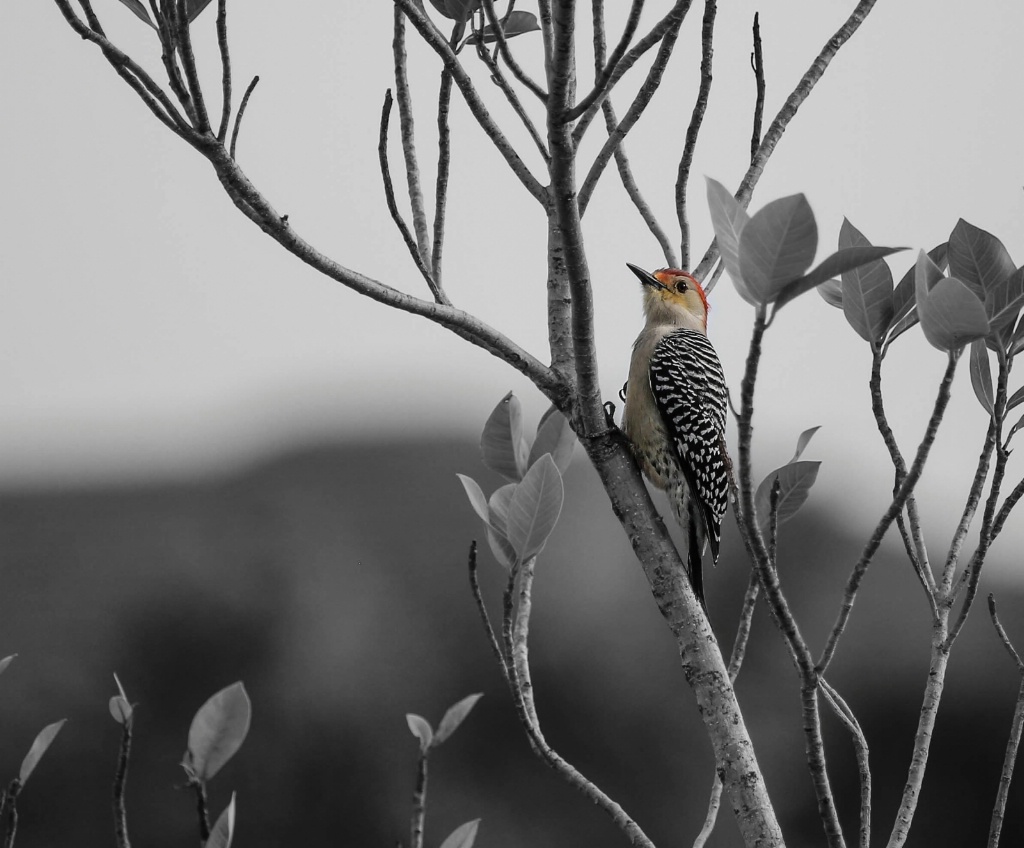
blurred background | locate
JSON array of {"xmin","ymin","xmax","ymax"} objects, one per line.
[{"xmin": 2, "ymin": 1, "xmax": 1024, "ymax": 846}]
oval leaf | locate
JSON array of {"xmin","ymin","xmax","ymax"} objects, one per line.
[
  {"xmin": 485, "ymin": 526, "xmax": 517, "ymax": 570},
  {"xmin": 109, "ymin": 696, "xmax": 133, "ymax": 725},
  {"xmin": 529, "ymin": 410, "xmax": 576, "ymax": 473},
  {"xmin": 888, "ymin": 243, "xmax": 947, "ymax": 343},
  {"xmin": 206, "ymin": 792, "xmax": 236, "ymax": 848},
  {"xmin": 1005, "ymin": 384, "xmax": 1024, "ymax": 413},
  {"xmin": 705, "ymin": 178, "xmax": 754, "ymax": 304},
  {"xmin": 439, "ymin": 819, "xmax": 481, "ymax": 848},
  {"xmin": 915, "ymin": 251, "xmax": 989, "ymax": 351},
  {"xmin": 481, "ymin": 393, "xmax": 530, "ymax": 482},
  {"xmin": 772, "ymin": 245, "xmax": 905, "ymax": 317},
  {"xmin": 456, "ymin": 474, "xmax": 491, "ymax": 525},
  {"xmin": 986, "ymin": 267, "xmax": 1024, "ymax": 342},
  {"xmin": 116, "ymin": 0, "xmax": 156, "ymax": 27},
  {"xmin": 0, "ymin": 655, "xmax": 15, "ymax": 677},
  {"xmin": 434, "ymin": 693, "xmax": 483, "ymax": 746},
  {"xmin": 506, "ymin": 455, "xmax": 564, "ymax": 562},
  {"xmin": 467, "ymin": 10, "xmax": 540, "ymax": 43},
  {"xmin": 20, "ymin": 719, "xmax": 66, "ymax": 784},
  {"xmin": 488, "ymin": 483, "xmax": 517, "ymax": 535},
  {"xmin": 738, "ymin": 193, "xmax": 818, "ymax": 304},
  {"xmin": 187, "ymin": 682, "xmax": 251, "ymax": 782},
  {"xmin": 406, "ymin": 714, "xmax": 433, "ymax": 752},
  {"xmin": 790, "ymin": 426, "xmax": 821, "ymax": 464},
  {"xmin": 839, "ymin": 219, "xmax": 895, "ymax": 346},
  {"xmin": 817, "ymin": 278, "xmax": 843, "ymax": 308},
  {"xmin": 969, "ymin": 339, "xmax": 995, "ymax": 416},
  {"xmin": 948, "ymin": 219, "xmax": 1015, "ymax": 300},
  {"xmin": 755, "ymin": 461, "xmax": 821, "ymax": 532}
]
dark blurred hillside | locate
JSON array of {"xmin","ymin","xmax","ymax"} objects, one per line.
[{"xmin": 0, "ymin": 437, "xmax": 1020, "ymax": 847}]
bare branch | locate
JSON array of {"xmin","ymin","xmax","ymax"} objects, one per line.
[
  {"xmin": 467, "ymin": 541, "xmax": 511, "ymax": 683},
  {"xmin": 472, "ymin": 36, "xmax": 550, "ymax": 162},
  {"xmin": 571, "ymin": 0, "xmax": 694, "ymax": 144},
  {"xmin": 676, "ymin": 0, "xmax": 717, "ymax": 270},
  {"xmin": 229, "ymin": 75, "xmax": 259, "ymax": 160},
  {"xmin": 694, "ymin": 0, "xmax": 879, "ymax": 280},
  {"xmin": 481, "ymin": 0, "xmax": 548, "ymax": 101},
  {"xmin": 749, "ymin": 12, "xmax": 765, "ymax": 162},
  {"xmin": 818, "ymin": 353, "xmax": 959, "ymax": 675},
  {"xmin": 567, "ymin": 0, "xmax": 645, "ymax": 123},
  {"xmin": 431, "ymin": 23, "xmax": 464, "ymax": 286},
  {"xmin": 393, "ymin": 7, "xmax": 432, "ymax": 266},
  {"xmin": 378, "ymin": 90, "xmax": 449, "ymax": 305},
  {"xmin": 53, "ymin": 0, "xmax": 192, "ymax": 141},
  {"xmin": 820, "ymin": 679, "xmax": 871, "ymax": 848},
  {"xmin": 410, "ymin": 748, "xmax": 428, "ymax": 848},
  {"xmin": 113, "ymin": 714, "xmax": 133, "ymax": 848},
  {"xmin": 887, "ymin": 628, "xmax": 950, "ymax": 848},
  {"xmin": 215, "ymin": 0, "xmax": 232, "ymax": 143},
  {"xmin": 986, "ymin": 595, "xmax": 1024, "ymax": 848},
  {"xmin": 591, "ymin": 0, "xmax": 677, "ymax": 265},
  {"xmin": 173, "ymin": 0, "xmax": 212, "ymax": 133},
  {"xmin": 578, "ymin": 17, "xmax": 685, "ymax": 214},
  {"xmin": 394, "ymin": 0, "xmax": 548, "ymax": 206}
]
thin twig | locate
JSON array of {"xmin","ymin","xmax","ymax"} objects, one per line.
[
  {"xmin": 733, "ymin": 308, "xmax": 846, "ymax": 847},
  {"xmin": 229, "ymin": 75, "xmax": 259, "ymax": 160},
  {"xmin": 571, "ymin": 0, "xmax": 694, "ymax": 145},
  {"xmin": 749, "ymin": 12, "xmax": 765, "ymax": 163},
  {"xmin": 1, "ymin": 780, "xmax": 20, "ymax": 848},
  {"xmin": 467, "ymin": 541, "xmax": 511, "ymax": 683},
  {"xmin": 868, "ymin": 347, "xmax": 934, "ymax": 593},
  {"xmin": 568, "ymin": 0, "xmax": 645, "ymax": 122},
  {"xmin": 432, "ymin": 22, "xmax": 463, "ymax": 287},
  {"xmin": 113, "ymin": 716, "xmax": 133, "ymax": 848},
  {"xmin": 53, "ymin": 0, "xmax": 192, "ymax": 140},
  {"xmin": 986, "ymin": 595, "xmax": 1024, "ymax": 848},
  {"xmin": 941, "ymin": 419, "xmax": 997, "ymax": 593},
  {"xmin": 473, "ymin": 37, "xmax": 549, "ymax": 162},
  {"xmin": 215, "ymin": 0, "xmax": 231, "ymax": 142},
  {"xmin": 591, "ymin": 0, "xmax": 676, "ymax": 265},
  {"xmin": 173, "ymin": 0, "xmax": 212, "ymax": 133},
  {"xmin": 579, "ymin": 16, "xmax": 685, "ymax": 214},
  {"xmin": 192, "ymin": 779, "xmax": 211, "ymax": 841},
  {"xmin": 500, "ymin": 556, "xmax": 656, "ymax": 848},
  {"xmin": 820, "ymin": 679, "xmax": 871, "ymax": 848},
  {"xmin": 676, "ymin": 0, "xmax": 717, "ymax": 270},
  {"xmin": 379, "ymin": 90, "xmax": 451, "ymax": 305},
  {"xmin": 410, "ymin": 749, "xmax": 428, "ymax": 848},
  {"xmin": 394, "ymin": 0, "xmax": 548, "ymax": 206},
  {"xmin": 947, "ymin": 352, "xmax": 1011, "ymax": 647},
  {"xmin": 818, "ymin": 353, "xmax": 959, "ymax": 675},
  {"xmin": 393, "ymin": 7, "xmax": 432, "ymax": 267},
  {"xmin": 694, "ymin": 0, "xmax": 879, "ymax": 280},
  {"xmin": 480, "ymin": 0, "xmax": 547, "ymax": 101}
]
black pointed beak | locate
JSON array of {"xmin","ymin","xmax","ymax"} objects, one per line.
[{"xmin": 626, "ymin": 262, "xmax": 665, "ymax": 290}]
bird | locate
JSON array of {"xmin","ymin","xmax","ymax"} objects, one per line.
[{"xmin": 621, "ymin": 263, "xmax": 729, "ymax": 611}]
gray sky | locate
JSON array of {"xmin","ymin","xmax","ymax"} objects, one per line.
[{"xmin": 4, "ymin": 2, "xmax": 1024, "ymax": 567}]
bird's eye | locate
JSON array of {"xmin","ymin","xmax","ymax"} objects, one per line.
[{"xmin": 674, "ymin": 279, "xmax": 688, "ymax": 293}]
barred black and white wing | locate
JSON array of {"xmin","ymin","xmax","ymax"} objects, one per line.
[{"xmin": 648, "ymin": 328, "xmax": 729, "ymax": 561}]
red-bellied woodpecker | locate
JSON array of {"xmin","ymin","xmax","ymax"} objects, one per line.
[{"xmin": 621, "ymin": 263, "xmax": 729, "ymax": 610}]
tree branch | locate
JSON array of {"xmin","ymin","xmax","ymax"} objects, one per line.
[
  {"xmin": 749, "ymin": 13, "xmax": 765, "ymax": 162},
  {"xmin": 229, "ymin": 75, "xmax": 259, "ymax": 160},
  {"xmin": 694, "ymin": 0, "xmax": 879, "ymax": 280},
  {"xmin": 480, "ymin": 0, "xmax": 548, "ymax": 101},
  {"xmin": 567, "ymin": 0, "xmax": 645, "ymax": 123},
  {"xmin": 393, "ymin": 0, "xmax": 548, "ymax": 206},
  {"xmin": 393, "ymin": 7, "xmax": 432, "ymax": 267},
  {"xmin": 578, "ymin": 16, "xmax": 685, "ymax": 215},
  {"xmin": 676, "ymin": 0, "xmax": 717, "ymax": 270},
  {"xmin": 379, "ymin": 90, "xmax": 450, "ymax": 305},
  {"xmin": 215, "ymin": 0, "xmax": 232, "ymax": 143},
  {"xmin": 818, "ymin": 353, "xmax": 959, "ymax": 675}
]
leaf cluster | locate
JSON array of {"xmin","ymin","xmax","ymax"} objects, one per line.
[{"xmin": 458, "ymin": 394, "xmax": 576, "ymax": 570}]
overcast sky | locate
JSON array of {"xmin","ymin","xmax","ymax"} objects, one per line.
[{"xmin": 4, "ymin": 1, "xmax": 1024, "ymax": 568}]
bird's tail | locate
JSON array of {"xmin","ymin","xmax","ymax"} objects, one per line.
[{"xmin": 687, "ymin": 516, "xmax": 707, "ymax": 613}]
